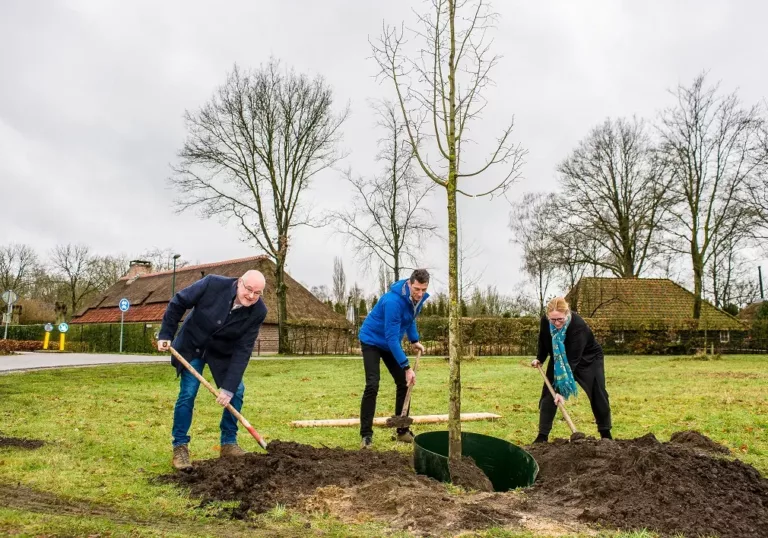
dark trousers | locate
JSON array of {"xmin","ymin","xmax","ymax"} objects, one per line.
[
  {"xmin": 538, "ymin": 358, "xmax": 612, "ymax": 436},
  {"xmin": 359, "ymin": 343, "xmax": 409, "ymax": 438}
]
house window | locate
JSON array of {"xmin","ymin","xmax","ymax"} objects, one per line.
[
  {"xmin": 615, "ymin": 331, "xmax": 625, "ymax": 344},
  {"xmin": 720, "ymin": 331, "xmax": 730, "ymax": 343}
]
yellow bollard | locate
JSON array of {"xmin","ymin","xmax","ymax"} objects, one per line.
[
  {"xmin": 43, "ymin": 331, "xmax": 50, "ymax": 350},
  {"xmin": 59, "ymin": 333, "xmax": 65, "ymax": 352}
]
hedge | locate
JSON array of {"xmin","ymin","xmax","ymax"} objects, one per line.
[{"xmin": 3, "ymin": 323, "xmax": 161, "ymax": 354}]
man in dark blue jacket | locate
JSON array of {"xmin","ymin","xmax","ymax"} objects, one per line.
[
  {"xmin": 157, "ymin": 270, "xmax": 267, "ymax": 470},
  {"xmin": 357, "ymin": 269, "xmax": 429, "ymax": 448}
]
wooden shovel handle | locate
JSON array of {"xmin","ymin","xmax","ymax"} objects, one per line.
[
  {"xmin": 536, "ymin": 364, "xmax": 578, "ymax": 434},
  {"xmin": 400, "ymin": 350, "xmax": 422, "ymax": 417},
  {"xmin": 169, "ymin": 347, "xmax": 267, "ymax": 450}
]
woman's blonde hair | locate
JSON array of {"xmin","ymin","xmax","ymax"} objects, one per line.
[{"xmin": 546, "ymin": 297, "xmax": 570, "ymax": 315}]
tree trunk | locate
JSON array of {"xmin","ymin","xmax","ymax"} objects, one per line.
[
  {"xmin": 447, "ymin": 184, "xmax": 462, "ymax": 463},
  {"xmin": 692, "ymin": 252, "xmax": 703, "ymax": 320},
  {"xmin": 276, "ymin": 245, "xmax": 290, "ymax": 353},
  {"xmin": 446, "ymin": 0, "xmax": 462, "ymax": 464}
]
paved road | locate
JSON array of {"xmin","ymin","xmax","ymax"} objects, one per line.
[{"xmin": 0, "ymin": 352, "xmax": 357, "ymax": 373}]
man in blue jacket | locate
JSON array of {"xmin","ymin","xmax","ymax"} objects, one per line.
[
  {"xmin": 357, "ymin": 269, "xmax": 429, "ymax": 448},
  {"xmin": 157, "ymin": 270, "xmax": 267, "ymax": 470}
]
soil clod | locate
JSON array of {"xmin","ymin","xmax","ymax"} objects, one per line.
[
  {"xmin": 384, "ymin": 415, "xmax": 413, "ymax": 429},
  {"xmin": 448, "ymin": 455, "xmax": 494, "ymax": 492}
]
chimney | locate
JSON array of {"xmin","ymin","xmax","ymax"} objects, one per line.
[{"xmin": 126, "ymin": 260, "xmax": 153, "ymax": 280}]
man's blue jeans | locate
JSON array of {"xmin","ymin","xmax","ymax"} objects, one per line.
[{"xmin": 171, "ymin": 358, "xmax": 245, "ymax": 447}]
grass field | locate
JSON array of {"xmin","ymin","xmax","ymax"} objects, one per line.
[{"xmin": 0, "ymin": 354, "xmax": 765, "ymax": 537}]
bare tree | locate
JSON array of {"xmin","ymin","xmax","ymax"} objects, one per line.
[
  {"xmin": 309, "ymin": 284, "xmax": 331, "ymax": 303},
  {"xmin": 510, "ymin": 193, "xmax": 559, "ymax": 315},
  {"xmin": 558, "ymin": 117, "xmax": 672, "ymax": 278},
  {"xmin": 90, "ymin": 255, "xmax": 131, "ymax": 291},
  {"xmin": 707, "ymin": 209, "xmax": 757, "ymax": 309},
  {"xmin": 377, "ymin": 263, "xmax": 393, "ymax": 296},
  {"xmin": 0, "ymin": 244, "xmax": 38, "ymax": 296},
  {"xmin": 659, "ymin": 73, "xmax": 767, "ymax": 318},
  {"xmin": 332, "ymin": 256, "xmax": 347, "ymax": 307},
  {"xmin": 170, "ymin": 60, "xmax": 348, "ymax": 353},
  {"xmin": 457, "ymin": 217, "xmax": 485, "ymax": 303},
  {"xmin": 50, "ymin": 244, "xmax": 102, "ymax": 316},
  {"xmin": 373, "ymin": 0, "xmax": 526, "ymax": 461},
  {"xmin": 330, "ymin": 100, "xmax": 437, "ymax": 280},
  {"xmin": 139, "ymin": 248, "xmax": 188, "ymax": 272}
]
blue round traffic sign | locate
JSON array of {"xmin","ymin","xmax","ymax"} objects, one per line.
[
  {"xmin": 119, "ymin": 298, "xmax": 130, "ymax": 312},
  {"xmin": 58, "ymin": 322, "xmax": 69, "ymax": 333},
  {"xmin": 44, "ymin": 323, "xmax": 53, "ymax": 332}
]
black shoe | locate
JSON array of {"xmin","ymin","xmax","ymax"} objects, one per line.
[
  {"xmin": 533, "ymin": 433, "xmax": 549, "ymax": 444},
  {"xmin": 599, "ymin": 429, "xmax": 613, "ymax": 440},
  {"xmin": 360, "ymin": 436, "xmax": 372, "ymax": 449}
]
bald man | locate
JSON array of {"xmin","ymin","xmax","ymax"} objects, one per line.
[{"xmin": 157, "ymin": 270, "xmax": 267, "ymax": 470}]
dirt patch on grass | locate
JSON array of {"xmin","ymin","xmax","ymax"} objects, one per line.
[
  {"xmin": 163, "ymin": 432, "xmax": 768, "ymax": 537},
  {"xmin": 0, "ymin": 435, "xmax": 45, "ymax": 449}
]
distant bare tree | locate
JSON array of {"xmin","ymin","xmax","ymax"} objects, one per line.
[
  {"xmin": 170, "ymin": 60, "xmax": 348, "ymax": 352},
  {"xmin": 377, "ymin": 264, "xmax": 393, "ymax": 296},
  {"xmin": 510, "ymin": 193, "xmax": 559, "ymax": 316},
  {"xmin": 50, "ymin": 244, "xmax": 101, "ymax": 316},
  {"xmin": 458, "ymin": 218, "xmax": 485, "ymax": 303},
  {"xmin": 659, "ymin": 73, "xmax": 767, "ymax": 318},
  {"xmin": 332, "ymin": 256, "xmax": 347, "ymax": 307},
  {"xmin": 139, "ymin": 248, "xmax": 188, "ymax": 272},
  {"xmin": 330, "ymin": 100, "xmax": 437, "ymax": 280},
  {"xmin": 310, "ymin": 284, "xmax": 331, "ymax": 304},
  {"xmin": 0, "ymin": 244, "xmax": 38, "ymax": 296},
  {"xmin": 558, "ymin": 117, "xmax": 672, "ymax": 278},
  {"xmin": 707, "ymin": 209, "xmax": 757, "ymax": 309},
  {"xmin": 91, "ymin": 255, "xmax": 130, "ymax": 290}
]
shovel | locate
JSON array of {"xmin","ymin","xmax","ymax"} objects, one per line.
[
  {"xmin": 385, "ymin": 350, "xmax": 422, "ymax": 429},
  {"xmin": 170, "ymin": 347, "xmax": 268, "ymax": 450},
  {"xmin": 536, "ymin": 364, "xmax": 586, "ymax": 441}
]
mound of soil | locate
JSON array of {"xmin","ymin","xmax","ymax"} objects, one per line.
[
  {"xmin": 526, "ymin": 432, "xmax": 768, "ymax": 538},
  {"xmin": 384, "ymin": 415, "xmax": 414, "ymax": 429},
  {"xmin": 669, "ymin": 429, "xmax": 730, "ymax": 454},
  {"xmin": 163, "ymin": 431, "xmax": 768, "ymax": 537},
  {"xmin": 448, "ymin": 456, "xmax": 494, "ymax": 492},
  {"xmin": 0, "ymin": 435, "xmax": 45, "ymax": 449}
]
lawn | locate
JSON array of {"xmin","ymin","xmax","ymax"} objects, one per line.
[{"xmin": 0, "ymin": 354, "xmax": 766, "ymax": 537}]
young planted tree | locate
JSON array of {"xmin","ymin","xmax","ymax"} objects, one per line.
[
  {"xmin": 330, "ymin": 100, "xmax": 437, "ymax": 280},
  {"xmin": 558, "ymin": 117, "xmax": 672, "ymax": 278},
  {"xmin": 170, "ymin": 60, "xmax": 347, "ymax": 352},
  {"xmin": 659, "ymin": 73, "xmax": 767, "ymax": 318},
  {"xmin": 373, "ymin": 0, "xmax": 526, "ymax": 461}
]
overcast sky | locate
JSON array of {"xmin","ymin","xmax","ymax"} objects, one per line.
[{"xmin": 1, "ymin": 0, "xmax": 767, "ymax": 298}]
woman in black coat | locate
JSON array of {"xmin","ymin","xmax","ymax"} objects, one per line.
[{"xmin": 531, "ymin": 296, "xmax": 612, "ymax": 443}]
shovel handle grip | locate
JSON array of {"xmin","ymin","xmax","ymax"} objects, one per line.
[
  {"xmin": 170, "ymin": 347, "xmax": 268, "ymax": 450},
  {"xmin": 536, "ymin": 364, "xmax": 578, "ymax": 434},
  {"xmin": 400, "ymin": 350, "xmax": 422, "ymax": 418}
]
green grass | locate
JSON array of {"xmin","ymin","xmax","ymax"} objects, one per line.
[{"xmin": 0, "ymin": 354, "xmax": 765, "ymax": 537}]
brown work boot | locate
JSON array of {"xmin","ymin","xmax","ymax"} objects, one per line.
[
  {"xmin": 220, "ymin": 443, "xmax": 247, "ymax": 458},
  {"xmin": 172, "ymin": 444, "xmax": 192, "ymax": 471}
]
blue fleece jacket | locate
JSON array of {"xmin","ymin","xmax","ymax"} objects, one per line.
[{"xmin": 358, "ymin": 279, "xmax": 429, "ymax": 368}]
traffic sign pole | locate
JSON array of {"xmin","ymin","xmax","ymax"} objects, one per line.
[
  {"xmin": 120, "ymin": 310, "xmax": 124, "ymax": 353},
  {"xmin": 2, "ymin": 290, "xmax": 18, "ymax": 340},
  {"xmin": 118, "ymin": 298, "xmax": 130, "ymax": 353}
]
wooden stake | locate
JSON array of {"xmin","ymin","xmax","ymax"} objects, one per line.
[{"xmin": 291, "ymin": 412, "xmax": 502, "ymax": 428}]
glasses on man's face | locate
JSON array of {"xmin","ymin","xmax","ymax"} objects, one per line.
[
  {"xmin": 549, "ymin": 317, "xmax": 566, "ymax": 323},
  {"xmin": 240, "ymin": 280, "xmax": 263, "ymax": 297}
]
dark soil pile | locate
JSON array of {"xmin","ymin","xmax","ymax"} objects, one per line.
[
  {"xmin": 384, "ymin": 415, "xmax": 414, "ymax": 429},
  {"xmin": 0, "ymin": 435, "xmax": 45, "ymax": 449},
  {"xmin": 669, "ymin": 429, "xmax": 730, "ymax": 454},
  {"xmin": 526, "ymin": 432, "xmax": 768, "ymax": 538},
  {"xmin": 448, "ymin": 456, "xmax": 494, "ymax": 492},
  {"xmin": 162, "ymin": 432, "xmax": 768, "ymax": 537}
]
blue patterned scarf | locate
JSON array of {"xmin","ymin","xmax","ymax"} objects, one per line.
[{"xmin": 550, "ymin": 314, "xmax": 578, "ymax": 400}]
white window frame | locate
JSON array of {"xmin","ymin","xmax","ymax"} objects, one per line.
[
  {"xmin": 719, "ymin": 330, "xmax": 730, "ymax": 343},
  {"xmin": 615, "ymin": 331, "xmax": 625, "ymax": 344}
]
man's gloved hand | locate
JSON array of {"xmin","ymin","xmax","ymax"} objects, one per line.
[
  {"xmin": 405, "ymin": 368, "xmax": 416, "ymax": 386},
  {"xmin": 157, "ymin": 340, "xmax": 171, "ymax": 352},
  {"xmin": 216, "ymin": 389, "xmax": 233, "ymax": 407}
]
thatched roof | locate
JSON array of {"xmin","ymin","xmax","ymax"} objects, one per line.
[
  {"xmin": 72, "ymin": 255, "xmax": 348, "ymax": 327},
  {"xmin": 566, "ymin": 277, "xmax": 745, "ymax": 331}
]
